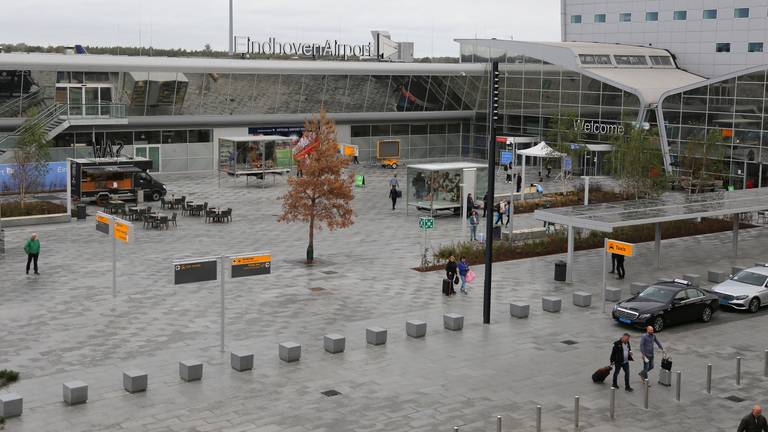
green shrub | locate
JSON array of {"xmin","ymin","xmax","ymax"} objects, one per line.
[{"xmin": 0, "ymin": 369, "xmax": 19, "ymax": 387}]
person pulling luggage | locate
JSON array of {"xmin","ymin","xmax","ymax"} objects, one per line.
[
  {"xmin": 444, "ymin": 256, "xmax": 458, "ymax": 296},
  {"xmin": 639, "ymin": 326, "xmax": 664, "ymax": 383},
  {"xmin": 610, "ymin": 333, "xmax": 634, "ymax": 391}
]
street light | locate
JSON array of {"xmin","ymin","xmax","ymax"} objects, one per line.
[{"xmin": 483, "ymin": 61, "xmax": 500, "ymax": 324}]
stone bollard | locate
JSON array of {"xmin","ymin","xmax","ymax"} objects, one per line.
[
  {"xmin": 630, "ymin": 282, "xmax": 649, "ymax": 295},
  {"xmin": 682, "ymin": 274, "xmax": 700, "ymax": 284},
  {"xmin": 572, "ymin": 291, "xmax": 592, "ymax": 307},
  {"xmin": 443, "ymin": 313, "xmax": 464, "ymax": 331},
  {"xmin": 279, "ymin": 342, "xmax": 301, "ymax": 362},
  {"xmin": 230, "ymin": 351, "xmax": 254, "ymax": 372},
  {"xmin": 406, "ymin": 320, "xmax": 427, "ymax": 338},
  {"xmin": 324, "ymin": 334, "xmax": 346, "ymax": 354},
  {"xmin": 708, "ymin": 270, "xmax": 728, "ymax": 283},
  {"xmin": 123, "ymin": 370, "xmax": 148, "ymax": 393},
  {"xmin": 62, "ymin": 381, "xmax": 88, "ymax": 405},
  {"xmin": 731, "ymin": 266, "xmax": 745, "ymax": 276},
  {"xmin": 0, "ymin": 393, "xmax": 23, "ymax": 418},
  {"xmin": 179, "ymin": 360, "xmax": 203, "ymax": 382},
  {"xmin": 605, "ymin": 287, "xmax": 622, "ymax": 302},
  {"xmin": 509, "ymin": 303, "xmax": 530, "ymax": 318},
  {"xmin": 542, "ymin": 296, "xmax": 562, "ymax": 313},
  {"xmin": 366, "ymin": 327, "xmax": 387, "ymax": 345}
]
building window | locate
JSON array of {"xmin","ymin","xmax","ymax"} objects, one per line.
[
  {"xmin": 570, "ymin": 15, "xmax": 582, "ymax": 24},
  {"xmin": 614, "ymin": 55, "xmax": 649, "ymax": 66},
  {"xmin": 579, "ymin": 54, "xmax": 612, "ymax": 65},
  {"xmin": 619, "ymin": 13, "xmax": 631, "ymax": 22},
  {"xmin": 703, "ymin": 9, "xmax": 718, "ymax": 19},
  {"xmin": 594, "ymin": 13, "xmax": 606, "ymax": 23},
  {"xmin": 734, "ymin": 8, "xmax": 749, "ymax": 18},
  {"xmin": 649, "ymin": 56, "xmax": 673, "ymax": 66},
  {"xmin": 716, "ymin": 43, "xmax": 731, "ymax": 53},
  {"xmin": 748, "ymin": 42, "xmax": 764, "ymax": 53},
  {"xmin": 645, "ymin": 12, "xmax": 659, "ymax": 22},
  {"xmin": 673, "ymin": 10, "xmax": 687, "ymax": 20}
]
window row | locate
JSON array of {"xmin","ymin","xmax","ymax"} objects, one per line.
[
  {"xmin": 350, "ymin": 122, "xmax": 464, "ymax": 138},
  {"xmin": 570, "ymin": 8, "xmax": 754, "ymax": 24},
  {"xmin": 52, "ymin": 129, "xmax": 212, "ymax": 147},
  {"xmin": 715, "ymin": 42, "xmax": 764, "ymax": 53}
]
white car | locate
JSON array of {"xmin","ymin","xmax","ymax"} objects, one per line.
[{"xmin": 711, "ymin": 266, "xmax": 768, "ymax": 313}]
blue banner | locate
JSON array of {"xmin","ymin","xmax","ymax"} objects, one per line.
[
  {"xmin": 500, "ymin": 151, "xmax": 513, "ymax": 165},
  {"xmin": 0, "ymin": 161, "xmax": 67, "ymax": 193}
]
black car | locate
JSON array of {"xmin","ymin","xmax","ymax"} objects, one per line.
[{"xmin": 612, "ymin": 279, "xmax": 720, "ymax": 332}]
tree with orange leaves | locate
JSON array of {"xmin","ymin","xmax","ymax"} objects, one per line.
[{"xmin": 278, "ymin": 111, "xmax": 354, "ymax": 263}]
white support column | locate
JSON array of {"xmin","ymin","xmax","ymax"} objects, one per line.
[
  {"xmin": 567, "ymin": 224, "xmax": 574, "ymax": 283},
  {"xmin": 655, "ymin": 223, "xmax": 661, "ymax": 269},
  {"xmin": 733, "ymin": 214, "xmax": 739, "ymax": 257},
  {"xmin": 521, "ymin": 155, "xmax": 526, "ymax": 201}
]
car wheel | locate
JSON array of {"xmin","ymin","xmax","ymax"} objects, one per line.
[
  {"xmin": 748, "ymin": 298, "xmax": 761, "ymax": 313},
  {"xmin": 652, "ymin": 316, "xmax": 664, "ymax": 332},
  {"xmin": 701, "ymin": 306, "xmax": 713, "ymax": 322},
  {"xmin": 151, "ymin": 190, "xmax": 161, "ymax": 201},
  {"xmin": 391, "ymin": 163, "xmax": 398, "ymax": 169}
]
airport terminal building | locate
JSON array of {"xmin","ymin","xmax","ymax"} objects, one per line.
[{"xmin": 1, "ymin": 6, "xmax": 768, "ymax": 189}]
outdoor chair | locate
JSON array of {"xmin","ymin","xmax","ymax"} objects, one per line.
[
  {"xmin": 223, "ymin": 208, "xmax": 232, "ymax": 222},
  {"xmin": 181, "ymin": 203, "xmax": 190, "ymax": 216},
  {"xmin": 205, "ymin": 209, "xmax": 215, "ymax": 223},
  {"xmin": 758, "ymin": 210, "xmax": 768, "ymax": 224},
  {"xmin": 170, "ymin": 212, "xmax": 178, "ymax": 228},
  {"xmin": 158, "ymin": 215, "xmax": 169, "ymax": 230},
  {"xmin": 160, "ymin": 198, "xmax": 168, "ymax": 209},
  {"xmin": 142, "ymin": 214, "xmax": 151, "ymax": 229}
]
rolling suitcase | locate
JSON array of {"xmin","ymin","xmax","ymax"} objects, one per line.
[
  {"xmin": 592, "ymin": 365, "xmax": 612, "ymax": 383},
  {"xmin": 442, "ymin": 278, "xmax": 454, "ymax": 296},
  {"xmin": 658, "ymin": 353, "xmax": 672, "ymax": 386}
]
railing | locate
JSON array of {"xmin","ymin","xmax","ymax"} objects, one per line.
[
  {"xmin": 0, "ymin": 88, "xmax": 44, "ymax": 117},
  {"xmin": 63, "ymin": 102, "xmax": 126, "ymax": 119}
]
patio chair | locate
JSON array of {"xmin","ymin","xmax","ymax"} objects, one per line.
[
  {"xmin": 160, "ymin": 198, "xmax": 168, "ymax": 209},
  {"xmin": 158, "ymin": 215, "xmax": 169, "ymax": 230},
  {"xmin": 181, "ymin": 202, "xmax": 189, "ymax": 216},
  {"xmin": 170, "ymin": 212, "xmax": 178, "ymax": 228},
  {"xmin": 224, "ymin": 208, "xmax": 232, "ymax": 222},
  {"xmin": 142, "ymin": 214, "xmax": 150, "ymax": 229}
]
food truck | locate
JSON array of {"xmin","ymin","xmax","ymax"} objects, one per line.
[
  {"xmin": 69, "ymin": 157, "xmax": 167, "ymax": 204},
  {"xmin": 218, "ymin": 136, "xmax": 294, "ymax": 179}
]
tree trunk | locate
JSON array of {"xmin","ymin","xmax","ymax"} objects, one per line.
[{"xmin": 307, "ymin": 211, "xmax": 315, "ymax": 264}]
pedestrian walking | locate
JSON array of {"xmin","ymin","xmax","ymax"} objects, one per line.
[
  {"xmin": 466, "ymin": 193, "xmax": 475, "ymax": 218},
  {"xmin": 389, "ymin": 173, "xmax": 400, "ymax": 189},
  {"xmin": 610, "ymin": 333, "xmax": 634, "ymax": 391},
  {"xmin": 458, "ymin": 256, "xmax": 470, "ymax": 294},
  {"xmin": 516, "ymin": 173, "xmax": 522, "ymax": 193},
  {"xmin": 616, "ymin": 253, "xmax": 626, "ymax": 279},
  {"xmin": 469, "ymin": 210, "xmax": 479, "ymax": 241},
  {"xmin": 388, "ymin": 184, "xmax": 399, "ymax": 210},
  {"xmin": 504, "ymin": 200, "xmax": 511, "ymax": 226},
  {"xmin": 639, "ymin": 326, "xmax": 664, "ymax": 382},
  {"xmin": 444, "ymin": 256, "xmax": 458, "ymax": 296},
  {"xmin": 481, "ymin": 192, "xmax": 488, "ymax": 217},
  {"xmin": 24, "ymin": 233, "xmax": 41, "ymax": 275},
  {"xmin": 609, "ymin": 253, "xmax": 618, "ymax": 273},
  {"xmin": 737, "ymin": 405, "xmax": 767, "ymax": 432},
  {"xmin": 494, "ymin": 200, "xmax": 506, "ymax": 225},
  {"xmin": 505, "ymin": 162, "xmax": 513, "ymax": 184},
  {"xmin": 546, "ymin": 163, "xmax": 552, "ymax": 178}
]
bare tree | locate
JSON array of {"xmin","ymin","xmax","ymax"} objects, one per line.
[{"xmin": 11, "ymin": 120, "xmax": 50, "ymax": 208}]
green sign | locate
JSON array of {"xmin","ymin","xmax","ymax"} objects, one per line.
[
  {"xmin": 354, "ymin": 174, "xmax": 365, "ymax": 187},
  {"xmin": 419, "ymin": 216, "xmax": 435, "ymax": 230}
]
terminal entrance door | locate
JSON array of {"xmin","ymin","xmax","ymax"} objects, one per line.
[
  {"xmin": 55, "ymin": 84, "xmax": 112, "ymax": 116},
  {"xmin": 135, "ymin": 146, "xmax": 160, "ymax": 172}
]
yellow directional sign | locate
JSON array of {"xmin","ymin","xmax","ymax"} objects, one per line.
[
  {"xmin": 606, "ymin": 239, "xmax": 634, "ymax": 257},
  {"xmin": 113, "ymin": 220, "xmax": 131, "ymax": 244},
  {"xmin": 95, "ymin": 213, "xmax": 111, "ymax": 235},
  {"xmin": 230, "ymin": 253, "xmax": 271, "ymax": 278}
]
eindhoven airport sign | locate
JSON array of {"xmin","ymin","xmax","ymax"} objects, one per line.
[{"xmin": 234, "ymin": 36, "xmax": 372, "ymax": 59}]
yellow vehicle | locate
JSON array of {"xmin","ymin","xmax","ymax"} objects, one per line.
[
  {"xmin": 377, "ymin": 139, "xmax": 400, "ymax": 169},
  {"xmin": 380, "ymin": 158, "xmax": 400, "ymax": 169}
]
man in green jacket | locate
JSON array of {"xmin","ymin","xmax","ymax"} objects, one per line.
[{"xmin": 24, "ymin": 233, "xmax": 40, "ymax": 275}]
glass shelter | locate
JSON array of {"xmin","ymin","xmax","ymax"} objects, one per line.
[
  {"xmin": 218, "ymin": 136, "xmax": 295, "ymax": 180},
  {"xmin": 406, "ymin": 162, "xmax": 488, "ymax": 215}
]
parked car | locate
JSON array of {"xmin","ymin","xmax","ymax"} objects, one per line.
[
  {"xmin": 711, "ymin": 265, "xmax": 768, "ymax": 313},
  {"xmin": 612, "ymin": 279, "xmax": 720, "ymax": 332}
]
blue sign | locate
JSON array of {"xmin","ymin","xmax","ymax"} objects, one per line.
[
  {"xmin": 563, "ymin": 156, "xmax": 573, "ymax": 171},
  {"xmin": 500, "ymin": 151, "xmax": 513, "ymax": 165},
  {"xmin": 0, "ymin": 161, "xmax": 67, "ymax": 193}
]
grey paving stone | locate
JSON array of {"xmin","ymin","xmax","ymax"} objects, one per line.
[
  {"xmin": 230, "ymin": 351, "xmax": 254, "ymax": 372},
  {"xmin": 509, "ymin": 302, "xmax": 530, "ymax": 318},
  {"xmin": 542, "ymin": 296, "xmax": 562, "ymax": 313},
  {"xmin": 443, "ymin": 313, "xmax": 464, "ymax": 331},
  {"xmin": 323, "ymin": 334, "xmax": 346, "ymax": 354},
  {"xmin": 279, "ymin": 342, "xmax": 301, "ymax": 362},
  {"xmin": 572, "ymin": 291, "xmax": 592, "ymax": 307},
  {"xmin": 366, "ymin": 327, "xmax": 387, "ymax": 345},
  {"xmin": 0, "ymin": 393, "xmax": 22, "ymax": 417},
  {"xmin": 62, "ymin": 380, "xmax": 88, "ymax": 405},
  {"xmin": 179, "ymin": 360, "xmax": 203, "ymax": 381},
  {"xmin": 123, "ymin": 369, "xmax": 148, "ymax": 393},
  {"xmin": 406, "ymin": 320, "xmax": 427, "ymax": 338}
]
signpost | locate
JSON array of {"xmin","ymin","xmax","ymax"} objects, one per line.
[
  {"xmin": 173, "ymin": 251, "xmax": 272, "ymax": 352},
  {"xmin": 602, "ymin": 238, "xmax": 635, "ymax": 312},
  {"xmin": 419, "ymin": 217, "xmax": 435, "ymax": 268},
  {"xmin": 96, "ymin": 211, "xmax": 132, "ymax": 297}
]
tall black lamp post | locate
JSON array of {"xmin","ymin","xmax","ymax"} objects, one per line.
[{"xmin": 483, "ymin": 61, "xmax": 500, "ymax": 324}]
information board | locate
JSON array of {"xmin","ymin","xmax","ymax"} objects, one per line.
[
  {"xmin": 113, "ymin": 219, "xmax": 131, "ymax": 244},
  {"xmin": 96, "ymin": 212, "xmax": 111, "ymax": 235},
  {"xmin": 376, "ymin": 140, "xmax": 400, "ymax": 158},
  {"xmin": 419, "ymin": 216, "xmax": 435, "ymax": 230},
  {"xmin": 563, "ymin": 156, "xmax": 573, "ymax": 172},
  {"xmin": 174, "ymin": 259, "xmax": 218, "ymax": 285},
  {"xmin": 500, "ymin": 151, "xmax": 513, "ymax": 165},
  {"xmin": 230, "ymin": 253, "xmax": 271, "ymax": 278}
]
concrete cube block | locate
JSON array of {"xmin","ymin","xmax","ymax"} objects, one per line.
[
  {"xmin": 123, "ymin": 369, "xmax": 148, "ymax": 393},
  {"xmin": 572, "ymin": 291, "xmax": 592, "ymax": 307},
  {"xmin": 179, "ymin": 360, "xmax": 203, "ymax": 382},
  {"xmin": 323, "ymin": 334, "xmax": 346, "ymax": 354},
  {"xmin": 542, "ymin": 296, "xmax": 562, "ymax": 313},
  {"xmin": 62, "ymin": 381, "xmax": 88, "ymax": 405},
  {"xmin": 732, "ymin": 266, "xmax": 745, "ymax": 276},
  {"xmin": 0, "ymin": 393, "xmax": 23, "ymax": 418},
  {"xmin": 755, "ymin": 262, "xmax": 766, "ymax": 268},
  {"xmin": 366, "ymin": 327, "xmax": 387, "ymax": 345},
  {"xmin": 605, "ymin": 287, "xmax": 622, "ymax": 302},
  {"xmin": 630, "ymin": 282, "xmax": 649, "ymax": 295},
  {"xmin": 683, "ymin": 274, "xmax": 700, "ymax": 284},
  {"xmin": 230, "ymin": 351, "xmax": 254, "ymax": 372},
  {"xmin": 708, "ymin": 270, "xmax": 728, "ymax": 283},
  {"xmin": 443, "ymin": 313, "xmax": 464, "ymax": 331},
  {"xmin": 406, "ymin": 320, "xmax": 427, "ymax": 338},
  {"xmin": 509, "ymin": 302, "xmax": 530, "ymax": 318},
  {"xmin": 279, "ymin": 342, "xmax": 301, "ymax": 362}
]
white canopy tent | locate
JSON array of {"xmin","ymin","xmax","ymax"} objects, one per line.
[{"xmin": 517, "ymin": 142, "xmax": 566, "ymax": 200}]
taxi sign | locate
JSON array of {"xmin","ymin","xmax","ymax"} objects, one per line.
[
  {"xmin": 230, "ymin": 252, "xmax": 271, "ymax": 278},
  {"xmin": 95, "ymin": 212, "xmax": 111, "ymax": 235},
  {"xmin": 606, "ymin": 239, "xmax": 634, "ymax": 257},
  {"xmin": 419, "ymin": 216, "xmax": 435, "ymax": 230},
  {"xmin": 113, "ymin": 219, "xmax": 131, "ymax": 244}
]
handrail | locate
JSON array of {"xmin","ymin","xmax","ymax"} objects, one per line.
[{"xmin": 0, "ymin": 88, "xmax": 43, "ymax": 117}]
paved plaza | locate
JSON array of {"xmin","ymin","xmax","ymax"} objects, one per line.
[{"xmin": 1, "ymin": 167, "xmax": 767, "ymax": 431}]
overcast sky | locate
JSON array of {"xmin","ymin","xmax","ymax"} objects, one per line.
[{"xmin": 1, "ymin": 0, "xmax": 562, "ymax": 57}]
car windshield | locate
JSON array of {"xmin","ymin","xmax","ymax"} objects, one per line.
[
  {"xmin": 637, "ymin": 287, "xmax": 675, "ymax": 303},
  {"xmin": 732, "ymin": 271, "xmax": 768, "ymax": 287}
]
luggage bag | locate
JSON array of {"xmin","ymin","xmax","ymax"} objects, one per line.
[
  {"xmin": 442, "ymin": 278, "xmax": 454, "ymax": 296},
  {"xmin": 592, "ymin": 366, "xmax": 612, "ymax": 383}
]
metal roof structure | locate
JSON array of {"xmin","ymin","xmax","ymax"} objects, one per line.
[
  {"xmin": 0, "ymin": 52, "xmax": 485, "ymax": 76},
  {"xmin": 407, "ymin": 161, "xmax": 487, "ymax": 171},
  {"xmin": 533, "ymin": 188, "xmax": 768, "ymax": 232}
]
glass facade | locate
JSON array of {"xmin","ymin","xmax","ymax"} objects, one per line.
[
  {"xmin": 660, "ymin": 68, "xmax": 768, "ymax": 189},
  {"xmin": 350, "ymin": 121, "xmax": 467, "ymax": 162}
]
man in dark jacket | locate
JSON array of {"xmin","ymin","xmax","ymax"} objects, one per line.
[
  {"xmin": 615, "ymin": 253, "xmax": 626, "ymax": 279},
  {"xmin": 466, "ymin": 193, "xmax": 475, "ymax": 218},
  {"xmin": 610, "ymin": 333, "xmax": 634, "ymax": 391},
  {"xmin": 738, "ymin": 405, "xmax": 768, "ymax": 432}
]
